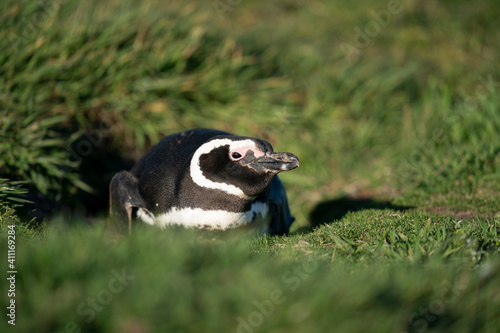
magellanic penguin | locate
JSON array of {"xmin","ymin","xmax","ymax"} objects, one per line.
[{"xmin": 109, "ymin": 129, "xmax": 299, "ymax": 235}]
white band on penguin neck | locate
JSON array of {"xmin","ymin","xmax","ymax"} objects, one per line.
[{"xmin": 189, "ymin": 139, "xmax": 257, "ymax": 199}]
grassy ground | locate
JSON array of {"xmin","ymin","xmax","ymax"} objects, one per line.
[{"xmin": 1, "ymin": 0, "xmax": 499, "ymax": 332}]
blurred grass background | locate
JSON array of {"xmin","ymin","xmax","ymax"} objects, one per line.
[
  {"xmin": 1, "ymin": 0, "xmax": 498, "ymax": 222},
  {"xmin": 0, "ymin": 0, "xmax": 499, "ymax": 332}
]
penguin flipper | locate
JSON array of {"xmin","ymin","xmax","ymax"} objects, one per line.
[
  {"xmin": 267, "ymin": 177, "xmax": 295, "ymax": 235},
  {"xmin": 109, "ymin": 170, "xmax": 146, "ymax": 233}
]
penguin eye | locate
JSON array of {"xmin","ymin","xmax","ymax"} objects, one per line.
[
  {"xmin": 230, "ymin": 151, "xmax": 243, "ymax": 161},
  {"xmin": 229, "ymin": 148, "xmax": 249, "ymax": 161}
]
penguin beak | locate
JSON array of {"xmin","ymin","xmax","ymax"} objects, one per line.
[{"xmin": 254, "ymin": 152, "xmax": 300, "ymax": 173}]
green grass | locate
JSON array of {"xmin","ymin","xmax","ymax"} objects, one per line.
[
  {"xmin": 0, "ymin": 214, "xmax": 499, "ymax": 332},
  {"xmin": 1, "ymin": 0, "xmax": 500, "ymax": 331}
]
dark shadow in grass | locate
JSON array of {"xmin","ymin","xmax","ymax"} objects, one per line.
[
  {"xmin": 304, "ymin": 196, "xmax": 414, "ymax": 231},
  {"xmin": 21, "ymin": 143, "xmax": 137, "ymax": 221}
]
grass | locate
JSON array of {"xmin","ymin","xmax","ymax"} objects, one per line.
[
  {"xmin": 1, "ymin": 213, "xmax": 499, "ymax": 332},
  {"xmin": 1, "ymin": 0, "xmax": 500, "ymax": 332}
]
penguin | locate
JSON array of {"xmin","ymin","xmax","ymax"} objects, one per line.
[{"xmin": 109, "ymin": 129, "xmax": 299, "ymax": 235}]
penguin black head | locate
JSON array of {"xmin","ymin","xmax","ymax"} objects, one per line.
[{"xmin": 190, "ymin": 135, "xmax": 300, "ymax": 198}]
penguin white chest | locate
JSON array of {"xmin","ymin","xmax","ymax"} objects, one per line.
[{"xmin": 136, "ymin": 202, "xmax": 270, "ymax": 231}]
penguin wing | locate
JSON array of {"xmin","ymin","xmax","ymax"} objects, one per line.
[
  {"xmin": 267, "ymin": 176, "xmax": 295, "ymax": 235},
  {"xmin": 109, "ymin": 170, "xmax": 148, "ymax": 233}
]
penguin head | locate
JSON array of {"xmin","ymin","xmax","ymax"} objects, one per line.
[{"xmin": 190, "ymin": 135, "xmax": 299, "ymax": 198}]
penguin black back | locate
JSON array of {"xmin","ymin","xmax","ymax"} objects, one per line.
[{"xmin": 131, "ymin": 129, "xmax": 231, "ymax": 212}]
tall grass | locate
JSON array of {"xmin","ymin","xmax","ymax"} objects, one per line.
[{"xmin": 2, "ymin": 0, "xmax": 499, "ymax": 219}]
